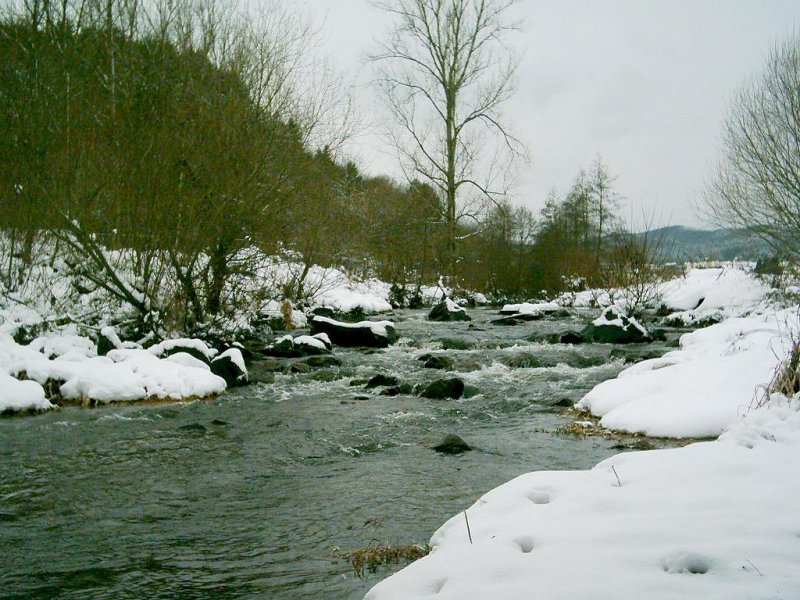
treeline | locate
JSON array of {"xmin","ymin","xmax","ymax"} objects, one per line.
[{"xmin": 0, "ymin": 0, "xmax": 650, "ymax": 336}]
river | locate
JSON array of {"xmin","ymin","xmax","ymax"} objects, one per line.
[{"xmin": 0, "ymin": 308, "xmax": 680, "ymax": 599}]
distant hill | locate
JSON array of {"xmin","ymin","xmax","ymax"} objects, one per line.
[{"xmin": 637, "ymin": 226, "xmax": 771, "ymax": 263}]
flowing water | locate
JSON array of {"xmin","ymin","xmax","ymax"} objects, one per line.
[{"xmin": 0, "ymin": 308, "xmax": 679, "ymax": 599}]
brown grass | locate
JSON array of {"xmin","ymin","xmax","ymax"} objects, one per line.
[{"xmin": 335, "ymin": 542, "xmax": 431, "ymax": 578}]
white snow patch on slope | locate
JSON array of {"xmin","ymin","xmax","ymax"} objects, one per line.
[{"xmin": 577, "ymin": 310, "xmax": 795, "ymax": 438}]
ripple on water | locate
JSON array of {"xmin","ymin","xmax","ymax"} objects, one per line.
[{"xmin": 0, "ymin": 307, "xmax": 676, "ymax": 600}]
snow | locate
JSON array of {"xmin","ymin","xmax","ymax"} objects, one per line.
[
  {"xmin": 290, "ymin": 335, "xmax": 329, "ymax": 351},
  {"xmin": 502, "ymin": 301, "xmax": 559, "ymax": 315},
  {"xmin": 165, "ymin": 352, "xmax": 211, "ymax": 371},
  {"xmin": 313, "ymin": 287, "xmax": 392, "ymax": 314},
  {"xmin": 0, "ymin": 333, "xmax": 226, "ymax": 410},
  {"xmin": 445, "ymin": 298, "xmax": 465, "ymax": 313},
  {"xmin": 147, "ymin": 338, "xmax": 218, "ymax": 360},
  {"xmin": 661, "ymin": 267, "xmax": 770, "ymax": 312},
  {"xmin": 365, "ymin": 398, "xmax": 800, "ymax": 600},
  {"xmin": 0, "ymin": 372, "xmax": 53, "ymax": 413},
  {"xmin": 592, "ymin": 307, "xmax": 649, "ymax": 336},
  {"xmin": 100, "ymin": 325, "xmax": 123, "ymax": 349},
  {"xmin": 577, "ymin": 310, "xmax": 795, "ymax": 438},
  {"xmin": 29, "ymin": 333, "xmax": 96, "ymax": 360}
]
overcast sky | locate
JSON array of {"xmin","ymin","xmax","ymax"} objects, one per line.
[{"xmin": 296, "ymin": 0, "xmax": 800, "ymax": 229}]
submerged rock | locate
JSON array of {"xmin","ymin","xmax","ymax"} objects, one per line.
[
  {"xmin": 419, "ymin": 354, "xmax": 454, "ymax": 370},
  {"xmin": 432, "ymin": 434, "xmax": 472, "ymax": 454},
  {"xmin": 419, "ymin": 378, "xmax": 465, "ymax": 400},
  {"xmin": 366, "ymin": 374, "xmax": 400, "ymax": 388},
  {"xmin": 379, "ymin": 384, "xmax": 414, "ymax": 396},
  {"xmin": 428, "ymin": 298, "xmax": 471, "ymax": 322},
  {"xmin": 559, "ymin": 331, "xmax": 585, "ymax": 344},
  {"xmin": 303, "ymin": 355, "xmax": 342, "ymax": 368}
]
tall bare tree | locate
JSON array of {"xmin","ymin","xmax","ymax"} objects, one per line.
[
  {"xmin": 704, "ymin": 33, "xmax": 800, "ymax": 262},
  {"xmin": 371, "ymin": 0, "xmax": 525, "ymax": 276}
]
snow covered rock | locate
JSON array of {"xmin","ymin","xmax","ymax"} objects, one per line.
[
  {"xmin": 428, "ymin": 298, "xmax": 471, "ymax": 322},
  {"xmin": 581, "ymin": 307, "xmax": 651, "ymax": 344},
  {"xmin": 211, "ymin": 348, "xmax": 249, "ymax": 387},
  {"xmin": 263, "ymin": 333, "xmax": 332, "ymax": 357},
  {"xmin": 310, "ymin": 316, "xmax": 397, "ymax": 348},
  {"xmin": 499, "ymin": 301, "xmax": 560, "ymax": 316},
  {"xmin": 0, "ymin": 373, "xmax": 54, "ymax": 415}
]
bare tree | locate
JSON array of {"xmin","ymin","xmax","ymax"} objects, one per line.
[
  {"xmin": 704, "ymin": 33, "xmax": 800, "ymax": 262},
  {"xmin": 371, "ymin": 0, "xmax": 526, "ymax": 275}
]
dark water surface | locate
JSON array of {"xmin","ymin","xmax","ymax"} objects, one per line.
[{"xmin": 1, "ymin": 308, "xmax": 675, "ymax": 599}]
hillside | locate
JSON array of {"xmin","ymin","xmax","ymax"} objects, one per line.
[{"xmin": 640, "ymin": 226, "xmax": 771, "ymax": 263}]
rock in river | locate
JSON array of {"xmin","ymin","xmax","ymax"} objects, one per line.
[
  {"xmin": 428, "ymin": 298, "xmax": 471, "ymax": 322},
  {"xmin": 419, "ymin": 378, "xmax": 465, "ymax": 400},
  {"xmin": 310, "ymin": 316, "xmax": 397, "ymax": 348},
  {"xmin": 211, "ymin": 348, "xmax": 249, "ymax": 387},
  {"xmin": 580, "ymin": 307, "xmax": 652, "ymax": 344},
  {"xmin": 432, "ymin": 434, "xmax": 472, "ymax": 454},
  {"xmin": 419, "ymin": 354, "xmax": 455, "ymax": 370}
]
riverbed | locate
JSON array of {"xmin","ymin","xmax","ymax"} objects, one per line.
[{"xmin": 0, "ymin": 308, "xmax": 680, "ymax": 599}]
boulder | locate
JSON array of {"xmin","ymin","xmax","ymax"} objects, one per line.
[
  {"xmin": 303, "ymin": 355, "xmax": 342, "ymax": 368},
  {"xmin": 420, "ymin": 354, "xmax": 454, "ymax": 370},
  {"xmin": 491, "ymin": 314, "xmax": 539, "ymax": 326},
  {"xmin": 580, "ymin": 307, "xmax": 652, "ymax": 344},
  {"xmin": 432, "ymin": 434, "xmax": 472, "ymax": 454},
  {"xmin": 366, "ymin": 374, "xmax": 400, "ymax": 388},
  {"xmin": 289, "ymin": 362, "xmax": 312, "ymax": 374},
  {"xmin": 310, "ymin": 316, "xmax": 397, "ymax": 348},
  {"xmin": 379, "ymin": 384, "xmax": 414, "ymax": 396},
  {"xmin": 559, "ymin": 331, "xmax": 585, "ymax": 344},
  {"xmin": 419, "ymin": 377, "xmax": 465, "ymax": 400},
  {"xmin": 211, "ymin": 348, "xmax": 249, "ymax": 387},
  {"xmin": 428, "ymin": 298, "xmax": 471, "ymax": 322}
]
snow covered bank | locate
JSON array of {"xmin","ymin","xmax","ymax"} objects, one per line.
[
  {"xmin": 577, "ymin": 309, "xmax": 796, "ymax": 438},
  {"xmin": 556, "ymin": 264, "xmax": 772, "ymax": 320},
  {"xmin": 0, "ymin": 372, "xmax": 54, "ymax": 414},
  {"xmin": 365, "ymin": 398, "xmax": 800, "ymax": 600},
  {"xmin": 0, "ymin": 332, "xmax": 228, "ymax": 414}
]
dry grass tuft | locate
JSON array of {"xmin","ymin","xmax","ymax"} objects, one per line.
[
  {"xmin": 754, "ymin": 332, "xmax": 800, "ymax": 410},
  {"xmin": 335, "ymin": 542, "xmax": 431, "ymax": 578}
]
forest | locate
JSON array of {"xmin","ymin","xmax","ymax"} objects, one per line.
[{"xmin": 0, "ymin": 0, "xmax": 657, "ymax": 338}]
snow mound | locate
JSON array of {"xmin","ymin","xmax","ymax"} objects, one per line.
[
  {"xmin": 365, "ymin": 399, "xmax": 800, "ymax": 600},
  {"xmin": 661, "ymin": 267, "xmax": 771, "ymax": 316},
  {"xmin": 501, "ymin": 301, "xmax": 559, "ymax": 315},
  {"xmin": 0, "ymin": 373, "xmax": 53, "ymax": 414},
  {"xmin": 577, "ymin": 310, "xmax": 796, "ymax": 438}
]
